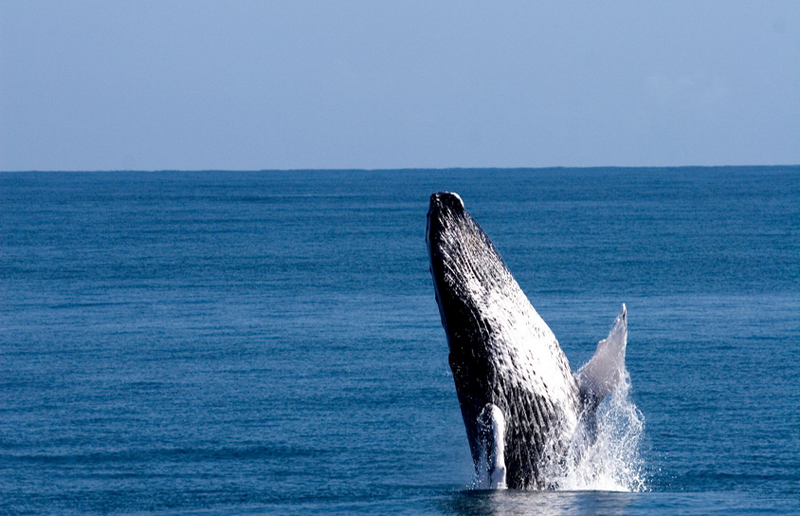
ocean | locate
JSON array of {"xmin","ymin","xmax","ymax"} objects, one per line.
[{"xmin": 1, "ymin": 167, "xmax": 798, "ymax": 515}]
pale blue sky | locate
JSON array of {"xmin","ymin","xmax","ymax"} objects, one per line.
[{"xmin": 1, "ymin": 1, "xmax": 797, "ymax": 170}]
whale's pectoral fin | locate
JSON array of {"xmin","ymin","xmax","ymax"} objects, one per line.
[
  {"xmin": 476, "ymin": 404, "xmax": 507, "ymax": 489},
  {"xmin": 577, "ymin": 303, "xmax": 628, "ymax": 405}
]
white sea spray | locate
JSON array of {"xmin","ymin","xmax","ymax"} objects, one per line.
[{"xmin": 551, "ymin": 371, "xmax": 647, "ymax": 492}]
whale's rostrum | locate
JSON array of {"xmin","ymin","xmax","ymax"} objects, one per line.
[{"xmin": 426, "ymin": 192, "xmax": 628, "ymax": 490}]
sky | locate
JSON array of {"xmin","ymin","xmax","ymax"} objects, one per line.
[{"xmin": 0, "ymin": 1, "xmax": 798, "ymax": 171}]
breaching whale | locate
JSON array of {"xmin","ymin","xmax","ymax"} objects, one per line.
[{"xmin": 426, "ymin": 192, "xmax": 628, "ymax": 490}]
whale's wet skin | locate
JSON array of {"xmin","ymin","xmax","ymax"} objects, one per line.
[{"xmin": 426, "ymin": 192, "xmax": 635, "ymax": 490}]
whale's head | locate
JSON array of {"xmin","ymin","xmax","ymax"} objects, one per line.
[
  {"xmin": 426, "ymin": 191, "xmax": 506, "ymax": 363},
  {"xmin": 426, "ymin": 191, "xmax": 564, "ymax": 376},
  {"xmin": 426, "ymin": 192, "xmax": 522, "ymax": 458}
]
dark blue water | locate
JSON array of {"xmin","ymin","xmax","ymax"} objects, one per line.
[{"xmin": 1, "ymin": 168, "xmax": 798, "ymax": 515}]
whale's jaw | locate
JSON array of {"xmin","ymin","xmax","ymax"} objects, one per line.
[{"xmin": 426, "ymin": 192, "xmax": 582, "ymax": 489}]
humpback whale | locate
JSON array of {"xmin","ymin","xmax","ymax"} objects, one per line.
[{"xmin": 426, "ymin": 192, "xmax": 628, "ymax": 490}]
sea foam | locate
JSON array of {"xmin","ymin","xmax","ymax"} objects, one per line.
[{"xmin": 554, "ymin": 371, "xmax": 647, "ymax": 492}]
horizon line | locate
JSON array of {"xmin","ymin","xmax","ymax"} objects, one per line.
[{"xmin": 2, "ymin": 164, "xmax": 799, "ymax": 174}]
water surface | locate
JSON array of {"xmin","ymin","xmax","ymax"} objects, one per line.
[{"xmin": 2, "ymin": 167, "xmax": 798, "ymax": 514}]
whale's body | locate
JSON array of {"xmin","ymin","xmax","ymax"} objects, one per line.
[{"xmin": 426, "ymin": 192, "xmax": 627, "ymax": 489}]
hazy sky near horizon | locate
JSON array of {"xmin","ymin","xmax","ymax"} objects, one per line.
[{"xmin": 1, "ymin": 1, "xmax": 798, "ymax": 171}]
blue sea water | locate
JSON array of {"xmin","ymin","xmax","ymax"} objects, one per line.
[{"xmin": 1, "ymin": 167, "xmax": 798, "ymax": 515}]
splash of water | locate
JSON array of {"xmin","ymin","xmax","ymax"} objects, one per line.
[
  {"xmin": 471, "ymin": 372, "xmax": 647, "ymax": 492},
  {"xmin": 552, "ymin": 371, "xmax": 647, "ymax": 492}
]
